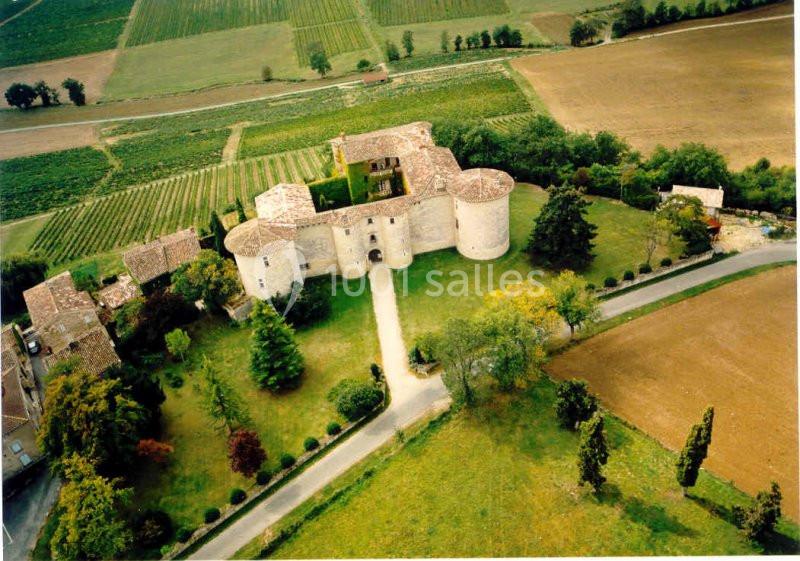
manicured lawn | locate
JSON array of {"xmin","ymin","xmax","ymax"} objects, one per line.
[
  {"xmin": 245, "ymin": 376, "xmax": 794, "ymax": 557},
  {"xmin": 129, "ymin": 278, "xmax": 379, "ymax": 528},
  {"xmin": 393, "ymin": 184, "xmax": 682, "ymax": 342}
]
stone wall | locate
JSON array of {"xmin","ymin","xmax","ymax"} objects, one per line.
[
  {"xmin": 455, "ymin": 195, "xmax": 510, "ymax": 260},
  {"xmin": 409, "ymin": 195, "xmax": 456, "ymax": 255}
]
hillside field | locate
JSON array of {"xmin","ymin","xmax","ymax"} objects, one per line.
[
  {"xmin": 511, "ymin": 14, "xmax": 795, "ymax": 169},
  {"xmin": 548, "ymin": 265, "xmax": 799, "ymax": 521}
]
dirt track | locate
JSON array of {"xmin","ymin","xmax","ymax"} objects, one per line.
[
  {"xmin": 512, "ymin": 15, "xmax": 795, "ymax": 169},
  {"xmin": 548, "ymin": 266, "xmax": 798, "ymax": 520}
]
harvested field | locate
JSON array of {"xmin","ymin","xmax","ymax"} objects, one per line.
[
  {"xmin": 530, "ymin": 12, "xmax": 574, "ymax": 44},
  {"xmin": 547, "ymin": 266, "xmax": 798, "ymax": 520},
  {"xmin": 0, "ymin": 49, "xmax": 117, "ymax": 106},
  {"xmin": 512, "ymin": 16, "xmax": 795, "ymax": 168},
  {"xmin": 0, "ymin": 124, "xmax": 97, "ymax": 159}
]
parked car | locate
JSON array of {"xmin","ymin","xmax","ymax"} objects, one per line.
[{"xmin": 26, "ymin": 339, "xmax": 40, "ymax": 355}]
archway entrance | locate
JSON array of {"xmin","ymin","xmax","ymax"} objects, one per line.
[{"xmin": 368, "ymin": 249, "xmax": 383, "ymax": 263}]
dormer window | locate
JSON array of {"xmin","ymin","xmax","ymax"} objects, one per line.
[{"xmin": 262, "ymin": 257, "xmax": 269, "ymax": 267}]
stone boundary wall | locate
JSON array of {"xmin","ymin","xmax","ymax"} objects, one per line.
[
  {"xmin": 594, "ymin": 250, "xmax": 717, "ymax": 297},
  {"xmin": 163, "ymin": 399, "xmax": 385, "ymax": 560}
]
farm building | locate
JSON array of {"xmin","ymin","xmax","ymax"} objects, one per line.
[
  {"xmin": 2, "ymin": 325, "xmax": 43, "ymax": 484},
  {"xmin": 225, "ymin": 122, "xmax": 514, "ymax": 299},
  {"xmin": 22, "ymin": 272, "xmax": 120, "ymax": 377},
  {"xmin": 362, "ymin": 70, "xmax": 389, "ymax": 85},
  {"xmin": 123, "ymin": 228, "xmax": 201, "ymax": 285},
  {"xmin": 667, "ymin": 185, "xmax": 725, "ymax": 218}
]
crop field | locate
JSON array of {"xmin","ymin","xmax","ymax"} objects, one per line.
[
  {"xmin": 28, "ymin": 148, "xmax": 326, "ymax": 264},
  {"xmin": 0, "ymin": 0, "xmax": 36, "ymax": 21},
  {"xmin": 511, "ymin": 16, "xmax": 795, "ymax": 168},
  {"xmin": 294, "ymin": 20, "xmax": 372, "ymax": 62},
  {"xmin": 548, "ymin": 266, "xmax": 799, "ymax": 521},
  {"xmin": 125, "ymin": 0, "xmax": 288, "ymax": 46},
  {"xmin": 367, "ymin": 0, "xmax": 509, "ymax": 25},
  {"xmin": 287, "ymin": 0, "xmax": 357, "ymax": 27},
  {"xmin": 486, "ymin": 112, "xmax": 535, "ymax": 133},
  {"xmin": 240, "ymin": 72, "xmax": 529, "ymax": 156},
  {"xmin": 0, "ymin": 148, "xmax": 111, "ymax": 221},
  {"xmin": 0, "ymin": 0, "xmax": 133, "ymax": 67}
]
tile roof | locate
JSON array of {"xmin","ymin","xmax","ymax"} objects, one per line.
[
  {"xmin": 43, "ymin": 327, "xmax": 120, "ymax": 377},
  {"xmin": 224, "ymin": 220, "xmax": 298, "ymax": 257},
  {"xmin": 97, "ymin": 274, "xmax": 141, "ymax": 310},
  {"xmin": 2, "ymin": 367, "xmax": 31, "ymax": 434},
  {"xmin": 402, "ymin": 146, "xmax": 462, "ymax": 198},
  {"xmin": 330, "ymin": 122, "xmax": 434, "ymax": 164},
  {"xmin": 22, "ymin": 272, "xmax": 94, "ymax": 328},
  {"xmin": 255, "ymin": 184, "xmax": 317, "ymax": 224},
  {"xmin": 447, "ymin": 168, "xmax": 515, "ymax": 203},
  {"xmin": 671, "ymin": 185, "xmax": 725, "ymax": 209},
  {"xmin": 123, "ymin": 228, "xmax": 201, "ymax": 284}
]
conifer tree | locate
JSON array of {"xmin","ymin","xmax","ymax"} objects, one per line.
[
  {"xmin": 676, "ymin": 406, "xmax": 714, "ymax": 493},
  {"xmin": 526, "ymin": 186, "xmax": 597, "ymax": 270},
  {"xmin": 235, "ymin": 197, "xmax": 247, "ymax": 224},
  {"xmin": 200, "ymin": 357, "xmax": 249, "ymax": 434},
  {"xmin": 209, "ymin": 211, "xmax": 231, "ymax": 258},
  {"xmin": 736, "ymin": 482, "xmax": 782, "ymax": 543},
  {"xmin": 249, "ymin": 300, "xmax": 305, "ymax": 391},
  {"xmin": 577, "ymin": 413, "xmax": 609, "ymax": 492}
]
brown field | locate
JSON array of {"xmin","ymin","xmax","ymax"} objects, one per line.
[
  {"xmin": 0, "ymin": 50, "xmax": 117, "ymax": 106},
  {"xmin": 512, "ymin": 16, "xmax": 795, "ymax": 169},
  {"xmin": 547, "ymin": 266, "xmax": 798, "ymax": 520},
  {"xmin": 0, "ymin": 123, "xmax": 98, "ymax": 159},
  {"xmin": 531, "ymin": 12, "xmax": 575, "ymax": 45}
]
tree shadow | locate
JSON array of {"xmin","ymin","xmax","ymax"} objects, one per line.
[
  {"xmin": 598, "ymin": 483, "xmax": 695, "ymax": 537},
  {"xmin": 686, "ymin": 493, "xmax": 739, "ymax": 526}
]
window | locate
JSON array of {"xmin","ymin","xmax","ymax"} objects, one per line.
[
  {"xmin": 345, "ymin": 228, "xmax": 350, "ymax": 235},
  {"xmin": 10, "ymin": 440, "xmax": 22, "ymax": 454},
  {"xmin": 258, "ymin": 279, "xmax": 265, "ymax": 289},
  {"xmin": 371, "ymin": 162, "xmax": 378, "ymax": 172},
  {"xmin": 370, "ymin": 234, "xmax": 377, "ymax": 243},
  {"xmin": 262, "ymin": 256, "xmax": 269, "ymax": 267},
  {"xmin": 367, "ymin": 218, "xmax": 373, "ymax": 224},
  {"xmin": 301, "ymin": 263, "xmax": 310, "ymax": 271},
  {"xmin": 456, "ymin": 219, "xmax": 459, "ymax": 229},
  {"xmin": 389, "ymin": 217, "xmax": 395, "ymax": 224},
  {"xmin": 19, "ymin": 453, "xmax": 31, "ymax": 467}
]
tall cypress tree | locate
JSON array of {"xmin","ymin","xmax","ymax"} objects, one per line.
[
  {"xmin": 249, "ymin": 300, "xmax": 305, "ymax": 391},
  {"xmin": 209, "ymin": 210, "xmax": 232, "ymax": 258},
  {"xmin": 526, "ymin": 186, "xmax": 597, "ymax": 270},
  {"xmin": 676, "ymin": 406, "xmax": 714, "ymax": 493},
  {"xmin": 577, "ymin": 413, "xmax": 609, "ymax": 493},
  {"xmin": 235, "ymin": 197, "xmax": 247, "ymax": 224}
]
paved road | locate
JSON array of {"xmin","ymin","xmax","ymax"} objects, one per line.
[
  {"xmin": 189, "ymin": 242, "xmax": 794, "ymax": 560},
  {"xmin": 2, "ymin": 469, "xmax": 60, "ymax": 561},
  {"xmin": 189, "ymin": 266, "xmax": 449, "ymax": 560}
]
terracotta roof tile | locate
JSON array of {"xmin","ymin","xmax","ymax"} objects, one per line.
[
  {"xmin": 97, "ymin": 274, "xmax": 141, "ymax": 310},
  {"xmin": 447, "ymin": 168, "xmax": 515, "ymax": 203},
  {"xmin": 43, "ymin": 327, "xmax": 120, "ymax": 377},
  {"xmin": 123, "ymin": 229, "xmax": 201, "ymax": 283},
  {"xmin": 224, "ymin": 220, "xmax": 297, "ymax": 257},
  {"xmin": 22, "ymin": 272, "xmax": 94, "ymax": 328},
  {"xmin": 2, "ymin": 363, "xmax": 31, "ymax": 434}
]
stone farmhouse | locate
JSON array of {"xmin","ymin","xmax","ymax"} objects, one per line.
[
  {"xmin": 2, "ymin": 325, "xmax": 43, "ymax": 484},
  {"xmin": 123, "ymin": 228, "xmax": 201, "ymax": 287},
  {"xmin": 225, "ymin": 122, "xmax": 514, "ymax": 299},
  {"xmin": 666, "ymin": 185, "xmax": 725, "ymax": 218},
  {"xmin": 23, "ymin": 271, "xmax": 120, "ymax": 377}
]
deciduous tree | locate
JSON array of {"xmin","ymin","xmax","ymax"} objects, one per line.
[
  {"xmin": 554, "ymin": 379, "xmax": 597, "ymax": 429},
  {"xmin": 1, "ymin": 252, "xmax": 47, "ymax": 317},
  {"xmin": 249, "ymin": 299, "xmax": 305, "ymax": 390},
  {"xmin": 440, "ymin": 31, "xmax": 450, "ymax": 52},
  {"xmin": 61, "ymin": 78, "xmax": 86, "ymax": 106},
  {"xmin": 308, "ymin": 42, "xmax": 332, "ymax": 77},
  {"xmin": 50, "ymin": 455, "xmax": 132, "ymax": 561},
  {"xmin": 228, "ymin": 429, "xmax": 267, "ymax": 477},
  {"xmin": 136, "ymin": 439, "xmax": 174, "ymax": 464},
  {"xmin": 577, "ymin": 413, "xmax": 609, "ymax": 492},
  {"xmin": 171, "ymin": 249, "xmax": 241, "ymax": 311},
  {"xmin": 735, "ymin": 482, "xmax": 783, "ymax": 543},
  {"xmin": 428, "ymin": 317, "xmax": 488, "ymax": 406},
  {"xmin": 165, "ymin": 328, "xmax": 191, "ymax": 361},
  {"xmin": 676, "ymin": 406, "xmax": 714, "ymax": 492},
  {"xmin": 454, "ymin": 34, "xmax": 463, "ymax": 50},
  {"xmin": 385, "ymin": 40, "xmax": 400, "ymax": 61},
  {"xmin": 4, "ymin": 82, "xmax": 36, "ymax": 109},
  {"xmin": 33, "ymin": 80, "xmax": 59, "ymax": 106},
  {"xmin": 526, "ymin": 186, "xmax": 597, "ymax": 270},
  {"xmin": 401, "ymin": 30, "xmax": 414, "ymax": 56},
  {"xmin": 550, "ymin": 270, "xmax": 599, "ymax": 336}
]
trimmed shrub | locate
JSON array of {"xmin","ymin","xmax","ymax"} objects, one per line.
[
  {"xmin": 303, "ymin": 436, "xmax": 320, "ymax": 451},
  {"xmin": 327, "ymin": 379, "xmax": 383, "ymax": 421},
  {"xmin": 280, "ymin": 453, "xmax": 296, "ymax": 469},
  {"xmin": 203, "ymin": 507, "xmax": 220, "ymax": 524},
  {"xmin": 133, "ymin": 509, "xmax": 174, "ymax": 549},
  {"xmin": 256, "ymin": 469, "xmax": 272, "ymax": 485},
  {"xmin": 638, "ymin": 263, "xmax": 652, "ymax": 274},
  {"xmin": 603, "ymin": 276, "xmax": 618, "ymax": 288},
  {"xmin": 660, "ymin": 257, "xmax": 673, "ymax": 267},
  {"xmin": 326, "ymin": 421, "xmax": 342, "ymax": 436},
  {"xmin": 176, "ymin": 527, "xmax": 195, "ymax": 543},
  {"xmin": 623, "ymin": 270, "xmax": 635, "ymax": 281},
  {"xmin": 586, "ymin": 283, "xmax": 596, "ymax": 291},
  {"xmin": 229, "ymin": 488, "xmax": 246, "ymax": 505}
]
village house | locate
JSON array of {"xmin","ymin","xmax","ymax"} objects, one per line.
[
  {"xmin": 97, "ymin": 273, "xmax": 141, "ymax": 311},
  {"xmin": 123, "ymin": 228, "xmax": 201, "ymax": 288},
  {"xmin": 666, "ymin": 185, "xmax": 725, "ymax": 218},
  {"xmin": 225, "ymin": 122, "xmax": 514, "ymax": 299},
  {"xmin": 23, "ymin": 272, "xmax": 120, "ymax": 377},
  {"xmin": 2, "ymin": 325, "xmax": 44, "ymax": 485}
]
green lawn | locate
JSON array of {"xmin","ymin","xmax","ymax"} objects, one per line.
[
  {"xmin": 0, "ymin": 215, "xmax": 49, "ymax": 255},
  {"xmin": 393, "ymin": 184, "xmax": 682, "ymax": 342},
  {"xmin": 241, "ymin": 376, "xmax": 796, "ymax": 558},
  {"xmin": 129, "ymin": 278, "xmax": 379, "ymax": 528}
]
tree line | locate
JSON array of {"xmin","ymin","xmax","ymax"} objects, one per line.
[{"xmin": 4, "ymin": 78, "xmax": 86, "ymax": 110}]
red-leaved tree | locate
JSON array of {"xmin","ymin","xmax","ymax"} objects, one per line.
[
  {"xmin": 228, "ymin": 429, "xmax": 266, "ymax": 478},
  {"xmin": 136, "ymin": 439, "xmax": 174, "ymax": 464}
]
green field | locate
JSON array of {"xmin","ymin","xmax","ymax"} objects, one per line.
[
  {"xmin": 393, "ymin": 184, "xmax": 682, "ymax": 342},
  {"xmin": 293, "ymin": 20, "xmax": 372, "ymax": 63},
  {"xmin": 131, "ymin": 281, "xmax": 379, "ymax": 528},
  {"xmin": 248, "ymin": 376, "xmax": 796, "ymax": 558},
  {"xmin": 28, "ymin": 148, "xmax": 326, "ymax": 265},
  {"xmin": 0, "ymin": 147, "xmax": 111, "ymax": 221},
  {"xmin": 125, "ymin": 0, "xmax": 288, "ymax": 46},
  {"xmin": 0, "ymin": 0, "xmax": 36, "ymax": 21},
  {"xmin": 368, "ymin": 0, "xmax": 509, "ymax": 25},
  {"xmin": 0, "ymin": 0, "xmax": 133, "ymax": 67},
  {"xmin": 287, "ymin": 0, "xmax": 358, "ymax": 26}
]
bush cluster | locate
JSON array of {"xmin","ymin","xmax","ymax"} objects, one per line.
[
  {"xmin": 603, "ymin": 277, "xmax": 618, "ymax": 288},
  {"xmin": 303, "ymin": 437, "xmax": 320, "ymax": 452},
  {"xmin": 623, "ymin": 270, "xmax": 635, "ymax": 281},
  {"xmin": 203, "ymin": 507, "xmax": 220, "ymax": 524},
  {"xmin": 229, "ymin": 488, "xmax": 246, "ymax": 505},
  {"xmin": 280, "ymin": 453, "xmax": 296, "ymax": 469},
  {"xmin": 326, "ymin": 421, "xmax": 342, "ymax": 436},
  {"xmin": 327, "ymin": 379, "xmax": 384, "ymax": 421},
  {"xmin": 256, "ymin": 469, "xmax": 272, "ymax": 485}
]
